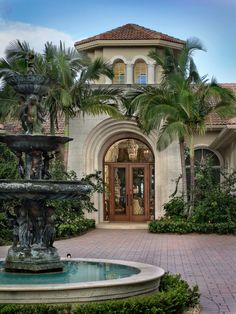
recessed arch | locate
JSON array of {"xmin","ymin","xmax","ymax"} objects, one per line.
[
  {"xmin": 131, "ymin": 55, "xmax": 155, "ymax": 65},
  {"xmin": 104, "ymin": 138, "xmax": 155, "ymax": 222},
  {"xmin": 109, "ymin": 55, "xmax": 128, "ymax": 64},
  {"xmin": 133, "ymin": 59, "xmax": 148, "ymax": 84},
  {"xmin": 82, "ymin": 118, "xmax": 157, "ymax": 222},
  {"xmin": 185, "ymin": 145, "xmax": 222, "ymax": 189},
  {"xmin": 193, "ymin": 144, "xmax": 223, "ymax": 167}
]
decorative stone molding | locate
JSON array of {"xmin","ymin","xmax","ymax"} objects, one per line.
[
  {"xmin": 109, "ymin": 55, "xmax": 129, "ymax": 64},
  {"xmin": 194, "ymin": 144, "xmax": 223, "ymax": 167},
  {"xmin": 131, "ymin": 55, "xmax": 156, "ymax": 65}
]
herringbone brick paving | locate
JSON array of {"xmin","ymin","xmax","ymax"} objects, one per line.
[{"xmin": 0, "ymin": 229, "xmax": 235, "ymax": 313}]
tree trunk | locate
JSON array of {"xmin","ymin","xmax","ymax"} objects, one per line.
[
  {"xmin": 179, "ymin": 138, "xmax": 187, "ymax": 203},
  {"xmin": 63, "ymin": 113, "xmax": 70, "ymax": 168},
  {"xmin": 188, "ymin": 135, "xmax": 195, "ymax": 217}
]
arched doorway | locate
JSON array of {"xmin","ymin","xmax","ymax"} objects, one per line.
[{"xmin": 104, "ymin": 138, "xmax": 155, "ymax": 222}]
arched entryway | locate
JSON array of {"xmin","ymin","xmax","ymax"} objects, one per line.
[{"xmin": 104, "ymin": 138, "xmax": 155, "ymax": 222}]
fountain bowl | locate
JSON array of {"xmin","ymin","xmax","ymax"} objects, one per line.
[
  {"xmin": 0, "ymin": 180, "xmax": 91, "ymax": 200},
  {"xmin": 0, "ymin": 258, "xmax": 164, "ymax": 304}
]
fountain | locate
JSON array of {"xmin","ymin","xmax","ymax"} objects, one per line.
[{"xmin": 0, "ymin": 53, "xmax": 164, "ymax": 303}]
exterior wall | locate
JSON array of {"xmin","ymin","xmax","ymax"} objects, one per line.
[
  {"xmin": 86, "ymin": 46, "xmax": 162, "ymax": 84},
  {"xmin": 220, "ymin": 142, "xmax": 236, "ymax": 171},
  {"xmin": 68, "ymin": 115, "xmax": 182, "ymax": 223},
  {"xmin": 193, "ymin": 132, "xmax": 220, "ymax": 146}
]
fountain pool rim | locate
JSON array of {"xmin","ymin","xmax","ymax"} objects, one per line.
[{"xmin": 0, "ymin": 258, "xmax": 165, "ymax": 303}]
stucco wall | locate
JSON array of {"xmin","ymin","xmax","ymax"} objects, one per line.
[
  {"xmin": 68, "ymin": 115, "xmax": 182, "ymax": 223},
  {"xmin": 86, "ymin": 46, "xmax": 162, "ymax": 84}
]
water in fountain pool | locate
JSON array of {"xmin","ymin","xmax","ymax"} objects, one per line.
[{"xmin": 0, "ymin": 260, "xmax": 140, "ymax": 285}]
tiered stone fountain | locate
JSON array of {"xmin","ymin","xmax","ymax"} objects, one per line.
[
  {"xmin": 0, "ymin": 54, "xmax": 164, "ymax": 303},
  {"xmin": 0, "ymin": 55, "xmax": 90, "ymax": 272}
]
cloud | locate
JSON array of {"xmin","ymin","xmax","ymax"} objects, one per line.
[{"xmin": 0, "ymin": 19, "xmax": 78, "ymax": 58}]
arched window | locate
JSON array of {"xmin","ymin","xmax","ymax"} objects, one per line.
[
  {"xmin": 113, "ymin": 60, "xmax": 126, "ymax": 84},
  {"xmin": 134, "ymin": 60, "xmax": 147, "ymax": 84},
  {"xmin": 186, "ymin": 148, "xmax": 221, "ymax": 186}
]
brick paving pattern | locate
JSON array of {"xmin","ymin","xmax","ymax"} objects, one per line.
[{"xmin": 0, "ymin": 229, "xmax": 235, "ymax": 313}]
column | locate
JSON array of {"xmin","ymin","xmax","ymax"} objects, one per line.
[
  {"xmin": 147, "ymin": 63, "xmax": 155, "ymax": 84},
  {"xmin": 126, "ymin": 63, "xmax": 133, "ymax": 84},
  {"xmin": 105, "ymin": 76, "xmax": 112, "ymax": 84}
]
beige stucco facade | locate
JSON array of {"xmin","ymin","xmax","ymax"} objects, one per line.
[{"xmin": 68, "ymin": 26, "xmax": 236, "ymax": 224}]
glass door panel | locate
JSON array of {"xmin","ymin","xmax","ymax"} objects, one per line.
[
  {"xmin": 113, "ymin": 167, "xmax": 126, "ymax": 215},
  {"xmin": 130, "ymin": 165, "xmax": 149, "ymax": 221},
  {"xmin": 109, "ymin": 166, "xmax": 129, "ymax": 221},
  {"xmin": 132, "ymin": 167, "xmax": 145, "ymax": 216}
]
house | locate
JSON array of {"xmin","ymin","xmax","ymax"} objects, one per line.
[{"xmin": 69, "ymin": 24, "xmax": 236, "ymax": 224}]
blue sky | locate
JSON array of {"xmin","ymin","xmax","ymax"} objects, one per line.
[{"xmin": 0, "ymin": 0, "xmax": 235, "ymax": 83}]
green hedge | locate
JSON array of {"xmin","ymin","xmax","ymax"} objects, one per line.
[
  {"xmin": 149, "ymin": 218, "xmax": 236, "ymax": 234},
  {"xmin": 56, "ymin": 218, "xmax": 95, "ymax": 238},
  {"xmin": 0, "ymin": 273, "xmax": 199, "ymax": 314}
]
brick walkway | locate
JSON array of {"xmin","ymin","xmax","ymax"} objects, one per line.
[{"xmin": 0, "ymin": 229, "xmax": 236, "ymax": 313}]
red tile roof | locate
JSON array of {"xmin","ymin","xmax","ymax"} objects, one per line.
[
  {"xmin": 75, "ymin": 24, "xmax": 185, "ymax": 46},
  {"xmin": 206, "ymin": 84, "xmax": 236, "ymax": 126}
]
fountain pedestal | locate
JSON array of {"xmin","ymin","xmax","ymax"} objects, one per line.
[{"xmin": 6, "ymin": 246, "xmax": 62, "ymax": 273}]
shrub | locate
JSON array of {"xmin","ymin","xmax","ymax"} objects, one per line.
[
  {"xmin": 149, "ymin": 219, "xmax": 236, "ymax": 234},
  {"xmin": 0, "ymin": 273, "xmax": 199, "ymax": 314},
  {"xmin": 163, "ymin": 197, "xmax": 186, "ymax": 219}
]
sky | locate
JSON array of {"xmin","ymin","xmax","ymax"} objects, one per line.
[{"xmin": 0, "ymin": 0, "xmax": 235, "ymax": 83}]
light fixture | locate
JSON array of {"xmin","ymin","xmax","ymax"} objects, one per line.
[{"xmin": 127, "ymin": 139, "xmax": 138, "ymax": 161}]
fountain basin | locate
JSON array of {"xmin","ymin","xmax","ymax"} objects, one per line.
[
  {"xmin": 5, "ymin": 74, "xmax": 50, "ymax": 96},
  {"xmin": 0, "ymin": 180, "xmax": 91, "ymax": 200},
  {"xmin": 0, "ymin": 135, "xmax": 73, "ymax": 153},
  {"xmin": 0, "ymin": 258, "xmax": 165, "ymax": 304}
]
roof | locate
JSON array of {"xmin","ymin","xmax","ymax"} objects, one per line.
[
  {"xmin": 206, "ymin": 83, "xmax": 236, "ymax": 126},
  {"xmin": 75, "ymin": 23, "xmax": 185, "ymax": 46}
]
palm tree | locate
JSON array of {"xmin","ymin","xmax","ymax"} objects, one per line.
[
  {"xmin": 126, "ymin": 38, "xmax": 236, "ymax": 215},
  {"xmin": 0, "ymin": 40, "xmax": 123, "ymax": 136}
]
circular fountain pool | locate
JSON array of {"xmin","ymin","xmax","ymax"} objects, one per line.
[{"xmin": 0, "ymin": 258, "xmax": 164, "ymax": 304}]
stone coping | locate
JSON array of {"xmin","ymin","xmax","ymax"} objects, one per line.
[{"xmin": 0, "ymin": 258, "xmax": 165, "ymax": 303}]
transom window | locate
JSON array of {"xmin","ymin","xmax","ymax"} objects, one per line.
[
  {"xmin": 113, "ymin": 61, "xmax": 126, "ymax": 84},
  {"xmin": 134, "ymin": 61, "xmax": 147, "ymax": 84},
  {"xmin": 105, "ymin": 139, "xmax": 154, "ymax": 163}
]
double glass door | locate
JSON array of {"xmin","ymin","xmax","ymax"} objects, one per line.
[{"xmin": 106, "ymin": 164, "xmax": 150, "ymax": 222}]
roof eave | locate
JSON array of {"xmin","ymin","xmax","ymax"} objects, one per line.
[
  {"xmin": 210, "ymin": 125, "xmax": 236, "ymax": 150},
  {"xmin": 74, "ymin": 39, "xmax": 184, "ymax": 51}
]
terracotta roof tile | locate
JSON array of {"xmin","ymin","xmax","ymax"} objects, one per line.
[
  {"xmin": 206, "ymin": 83, "xmax": 236, "ymax": 126},
  {"xmin": 75, "ymin": 23, "xmax": 184, "ymax": 46}
]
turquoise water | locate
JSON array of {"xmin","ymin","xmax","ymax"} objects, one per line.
[{"xmin": 0, "ymin": 261, "xmax": 140, "ymax": 285}]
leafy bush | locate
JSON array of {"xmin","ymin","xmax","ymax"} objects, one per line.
[
  {"xmin": 48, "ymin": 163, "xmax": 101, "ymax": 238},
  {"xmin": 193, "ymin": 170, "xmax": 236, "ymax": 224},
  {"xmin": 0, "ymin": 273, "xmax": 199, "ymax": 314},
  {"xmin": 56, "ymin": 217, "xmax": 95, "ymax": 238},
  {"xmin": 149, "ymin": 218, "xmax": 236, "ymax": 234},
  {"xmin": 161, "ymin": 163, "xmax": 236, "ymax": 234},
  {"xmin": 0, "ymin": 143, "xmax": 19, "ymax": 179},
  {"xmin": 164, "ymin": 197, "xmax": 186, "ymax": 219}
]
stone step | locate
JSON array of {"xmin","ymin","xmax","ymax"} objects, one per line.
[{"xmin": 96, "ymin": 222, "xmax": 149, "ymax": 230}]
